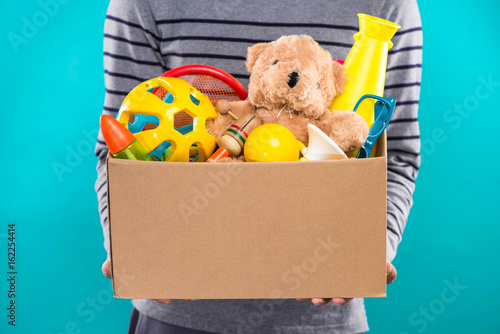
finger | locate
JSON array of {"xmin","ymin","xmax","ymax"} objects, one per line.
[
  {"xmin": 296, "ymin": 298, "xmax": 311, "ymax": 301},
  {"xmin": 387, "ymin": 262, "xmax": 397, "ymax": 284},
  {"xmin": 332, "ymin": 298, "xmax": 352, "ymax": 305},
  {"xmin": 101, "ymin": 258, "xmax": 111, "ymax": 279},
  {"xmin": 154, "ymin": 299, "xmax": 174, "ymax": 304},
  {"xmin": 311, "ymin": 298, "xmax": 332, "ymax": 305}
]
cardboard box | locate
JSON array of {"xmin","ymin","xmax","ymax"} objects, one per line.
[{"xmin": 107, "ymin": 135, "xmax": 387, "ymax": 299}]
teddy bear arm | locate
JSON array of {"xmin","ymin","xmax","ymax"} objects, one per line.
[
  {"xmin": 207, "ymin": 100, "xmax": 256, "ymax": 140},
  {"xmin": 227, "ymin": 100, "xmax": 255, "ymax": 117},
  {"xmin": 319, "ymin": 110, "xmax": 369, "ymax": 152}
]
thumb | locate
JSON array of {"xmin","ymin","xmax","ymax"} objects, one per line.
[
  {"xmin": 387, "ymin": 261, "xmax": 397, "ymax": 284},
  {"xmin": 102, "ymin": 258, "xmax": 112, "ymax": 279}
]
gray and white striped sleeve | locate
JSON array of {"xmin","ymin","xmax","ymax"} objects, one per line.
[
  {"xmin": 94, "ymin": 0, "xmax": 423, "ymax": 263},
  {"xmin": 382, "ymin": 0, "xmax": 423, "ymax": 262},
  {"xmin": 94, "ymin": 0, "xmax": 166, "ymax": 256}
]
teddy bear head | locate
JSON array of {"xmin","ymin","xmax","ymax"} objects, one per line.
[{"xmin": 246, "ymin": 35, "xmax": 348, "ymax": 119}]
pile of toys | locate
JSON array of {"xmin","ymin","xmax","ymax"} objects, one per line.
[{"xmin": 101, "ymin": 14, "xmax": 399, "ymax": 164}]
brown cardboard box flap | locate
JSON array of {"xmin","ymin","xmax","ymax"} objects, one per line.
[{"xmin": 108, "ymin": 154, "xmax": 387, "ymax": 299}]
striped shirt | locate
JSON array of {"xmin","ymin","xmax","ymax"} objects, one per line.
[{"xmin": 94, "ymin": 0, "xmax": 422, "ymax": 333}]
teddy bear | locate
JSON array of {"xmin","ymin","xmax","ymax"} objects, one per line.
[{"xmin": 206, "ymin": 34, "xmax": 369, "ymax": 157}]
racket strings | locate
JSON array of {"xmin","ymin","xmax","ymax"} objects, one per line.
[
  {"xmin": 176, "ymin": 74, "xmax": 241, "ymax": 128},
  {"xmin": 179, "ymin": 74, "xmax": 241, "ymax": 103}
]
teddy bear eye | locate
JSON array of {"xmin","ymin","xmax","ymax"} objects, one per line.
[
  {"xmin": 316, "ymin": 83, "xmax": 320, "ymax": 89},
  {"xmin": 272, "ymin": 60, "xmax": 279, "ymax": 66}
]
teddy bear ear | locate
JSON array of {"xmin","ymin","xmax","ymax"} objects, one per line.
[
  {"xmin": 246, "ymin": 42, "xmax": 269, "ymax": 72},
  {"xmin": 332, "ymin": 61, "xmax": 349, "ymax": 95}
]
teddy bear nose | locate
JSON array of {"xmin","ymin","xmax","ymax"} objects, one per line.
[{"xmin": 287, "ymin": 72, "xmax": 299, "ymax": 88}]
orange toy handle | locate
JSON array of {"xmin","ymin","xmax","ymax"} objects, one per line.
[{"xmin": 207, "ymin": 147, "xmax": 230, "ymax": 163}]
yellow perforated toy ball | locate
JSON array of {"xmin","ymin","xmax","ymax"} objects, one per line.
[{"xmin": 116, "ymin": 77, "xmax": 217, "ymax": 162}]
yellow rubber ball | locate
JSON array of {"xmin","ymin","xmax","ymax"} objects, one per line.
[{"xmin": 244, "ymin": 124, "xmax": 300, "ymax": 162}]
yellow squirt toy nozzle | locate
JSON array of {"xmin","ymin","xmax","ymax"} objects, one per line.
[
  {"xmin": 329, "ymin": 14, "xmax": 400, "ymax": 123},
  {"xmin": 329, "ymin": 14, "xmax": 400, "ymax": 157}
]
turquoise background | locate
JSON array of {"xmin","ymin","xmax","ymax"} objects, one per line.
[{"xmin": 1, "ymin": 0, "xmax": 499, "ymax": 333}]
